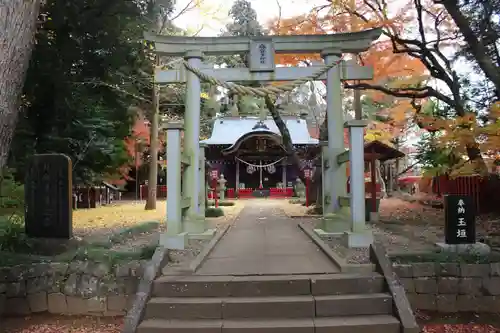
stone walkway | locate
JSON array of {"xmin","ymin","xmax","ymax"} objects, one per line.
[{"xmin": 196, "ymin": 200, "xmax": 340, "ymax": 275}]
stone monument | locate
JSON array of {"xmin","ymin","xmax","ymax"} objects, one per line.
[
  {"xmin": 25, "ymin": 154, "xmax": 73, "ymax": 239},
  {"xmin": 217, "ymin": 174, "xmax": 227, "ymax": 200}
]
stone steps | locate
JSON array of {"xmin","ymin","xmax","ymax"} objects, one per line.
[
  {"xmin": 138, "ymin": 315, "xmax": 400, "ymax": 333},
  {"xmin": 152, "ymin": 273, "xmax": 385, "ymax": 297},
  {"xmin": 144, "ymin": 293, "xmax": 393, "ymax": 320},
  {"xmin": 138, "ymin": 273, "xmax": 401, "ymax": 333}
]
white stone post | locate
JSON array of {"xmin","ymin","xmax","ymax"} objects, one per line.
[
  {"xmin": 344, "ymin": 120, "xmax": 373, "ymax": 248},
  {"xmin": 321, "ymin": 50, "xmax": 347, "ymax": 216},
  {"xmin": 184, "ymin": 50, "xmax": 203, "ymax": 218},
  {"xmin": 160, "ymin": 122, "xmax": 187, "ymax": 250}
]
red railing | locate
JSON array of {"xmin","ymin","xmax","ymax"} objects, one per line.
[
  {"xmin": 207, "ymin": 188, "xmax": 235, "ymax": 199},
  {"xmin": 238, "ymin": 188, "xmax": 254, "ymax": 198},
  {"xmin": 269, "ymin": 187, "xmax": 294, "ymax": 197}
]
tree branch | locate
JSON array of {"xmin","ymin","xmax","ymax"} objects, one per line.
[
  {"xmin": 344, "ymin": 82, "xmax": 457, "ymax": 108},
  {"xmin": 434, "ymin": 0, "xmax": 500, "ymax": 96}
]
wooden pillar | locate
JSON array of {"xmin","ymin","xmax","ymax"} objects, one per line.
[
  {"xmin": 236, "ymin": 158, "xmax": 240, "ymax": 195},
  {"xmin": 282, "ymin": 159, "xmax": 287, "ymax": 187}
]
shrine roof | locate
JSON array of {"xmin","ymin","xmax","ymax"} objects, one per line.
[
  {"xmin": 364, "ymin": 140, "xmax": 406, "ymax": 161},
  {"xmin": 201, "ymin": 116, "xmax": 319, "ymax": 146}
]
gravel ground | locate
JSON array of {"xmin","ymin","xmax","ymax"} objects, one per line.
[
  {"xmin": 300, "ymin": 217, "xmax": 436, "ymax": 265},
  {"xmin": 163, "ymin": 201, "xmax": 246, "ymax": 274}
]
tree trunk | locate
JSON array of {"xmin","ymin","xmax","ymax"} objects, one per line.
[
  {"xmin": 264, "ymin": 96, "xmax": 306, "ymax": 185},
  {"xmin": 437, "ymin": 0, "xmax": 500, "ymax": 96},
  {"xmin": 145, "ymin": 57, "xmax": 160, "ymax": 210},
  {"xmin": 0, "ymin": 0, "xmax": 41, "ymax": 170}
]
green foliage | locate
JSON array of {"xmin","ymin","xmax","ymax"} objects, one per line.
[
  {"xmin": 391, "ymin": 251, "xmax": 500, "ymax": 264},
  {"xmin": 0, "ymin": 169, "xmax": 24, "ymax": 214},
  {"xmin": 205, "ymin": 207, "xmax": 225, "ymax": 217},
  {"xmin": 217, "ymin": 0, "xmax": 265, "ymax": 69},
  {"xmin": 0, "ymin": 215, "xmax": 31, "ymax": 253},
  {"xmin": 289, "ymin": 198, "xmax": 306, "ymax": 205},
  {"xmin": 9, "ymin": 0, "xmax": 157, "ymax": 185},
  {"xmin": 207, "ymin": 200, "xmax": 235, "ymax": 207},
  {"xmin": 56, "ymin": 244, "xmax": 156, "ymax": 265},
  {"xmin": 415, "ymin": 133, "xmax": 461, "ymax": 176}
]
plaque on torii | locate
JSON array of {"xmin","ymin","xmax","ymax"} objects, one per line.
[{"xmin": 249, "ymin": 39, "xmax": 275, "ymax": 72}]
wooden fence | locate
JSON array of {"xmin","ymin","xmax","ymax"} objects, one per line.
[{"xmin": 422, "ymin": 175, "xmax": 500, "ymax": 214}]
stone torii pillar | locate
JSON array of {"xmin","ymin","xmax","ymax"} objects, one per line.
[
  {"xmin": 145, "ymin": 28, "xmax": 382, "ymax": 242},
  {"xmin": 322, "ymin": 49, "xmax": 348, "ymax": 217},
  {"xmin": 184, "ymin": 50, "xmax": 202, "ymax": 219}
]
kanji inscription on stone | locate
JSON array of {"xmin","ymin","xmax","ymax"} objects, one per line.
[
  {"xmin": 444, "ymin": 195, "xmax": 475, "ymax": 244},
  {"xmin": 249, "ymin": 39, "xmax": 275, "ymax": 72},
  {"xmin": 25, "ymin": 154, "xmax": 73, "ymax": 239}
]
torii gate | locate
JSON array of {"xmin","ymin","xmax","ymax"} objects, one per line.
[{"xmin": 146, "ymin": 29, "xmax": 382, "ymax": 249}]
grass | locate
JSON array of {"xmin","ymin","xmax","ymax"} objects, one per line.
[
  {"xmin": 207, "ymin": 200, "xmax": 235, "ymax": 207},
  {"xmin": 88, "ymin": 221, "xmax": 160, "ymax": 248},
  {"xmin": 0, "ymin": 242, "xmax": 157, "ymax": 267},
  {"xmin": 289, "ymin": 198, "xmax": 305, "ymax": 205},
  {"xmin": 205, "ymin": 207, "xmax": 225, "ymax": 217},
  {"xmin": 0, "ymin": 202, "xmax": 164, "ymax": 267},
  {"xmin": 391, "ymin": 251, "xmax": 500, "ymax": 264}
]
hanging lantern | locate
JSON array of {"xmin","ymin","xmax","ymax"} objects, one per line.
[
  {"xmin": 246, "ymin": 165, "xmax": 256, "ymax": 174},
  {"xmin": 267, "ymin": 164, "xmax": 276, "ymax": 174}
]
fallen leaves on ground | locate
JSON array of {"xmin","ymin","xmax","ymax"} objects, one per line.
[
  {"xmin": 3, "ymin": 315, "xmax": 123, "ymax": 333},
  {"xmin": 73, "ymin": 200, "xmax": 166, "ymax": 238},
  {"xmin": 379, "ymin": 198, "xmax": 444, "ymax": 226},
  {"xmin": 4, "ymin": 315, "xmax": 499, "ymax": 333},
  {"xmin": 277, "ymin": 200, "xmax": 311, "ymax": 217},
  {"xmin": 423, "ymin": 324, "xmax": 499, "ymax": 333}
]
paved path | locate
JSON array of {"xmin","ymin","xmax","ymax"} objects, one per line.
[{"xmin": 196, "ymin": 200, "xmax": 339, "ymax": 275}]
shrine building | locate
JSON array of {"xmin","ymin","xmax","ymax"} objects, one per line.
[{"xmin": 203, "ymin": 115, "xmax": 319, "ymax": 198}]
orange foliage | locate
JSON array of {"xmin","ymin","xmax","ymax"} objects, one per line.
[
  {"xmin": 124, "ymin": 114, "xmax": 150, "ymax": 166},
  {"xmin": 415, "ymin": 102, "xmax": 500, "ymax": 175},
  {"xmin": 266, "ymin": 0, "xmax": 428, "ymax": 143}
]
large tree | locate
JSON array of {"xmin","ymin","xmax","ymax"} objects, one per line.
[
  {"xmin": 0, "ymin": 0, "xmax": 41, "ymax": 171},
  {"xmin": 325, "ymin": 0, "xmax": 499, "ymax": 175},
  {"xmin": 8, "ymin": 0, "xmax": 155, "ymax": 184},
  {"xmin": 435, "ymin": 0, "xmax": 500, "ymax": 95}
]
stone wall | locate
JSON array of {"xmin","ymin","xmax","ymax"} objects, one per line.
[
  {"xmin": 393, "ymin": 262, "xmax": 500, "ymax": 313},
  {"xmin": 0, "ymin": 260, "xmax": 146, "ymax": 317}
]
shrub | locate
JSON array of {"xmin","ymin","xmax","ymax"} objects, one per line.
[
  {"xmin": 289, "ymin": 198, "xmax": 305, "ymax": 205},
  {"xmin": 207, "ymin": 200, "xmax": 235, "ymax": 207},
  {"xmin": 0, "ymin": 168, "xmax": 24, "ymax": 215},
  {"xmin": 0, "ymin": 215, "xmax": 31, "ymax": 252},
  {"xmin": 205, "ymin": 207, "xmax": 224, "ymax": 217}
]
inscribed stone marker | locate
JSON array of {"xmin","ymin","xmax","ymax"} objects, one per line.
[
  {"xmin": 25, "ymin": 154, "xmax": 73, "ymax": 239},
  {"xmin": 444, "ymin": 194, "xmax": 475, "ymax": 244}
]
